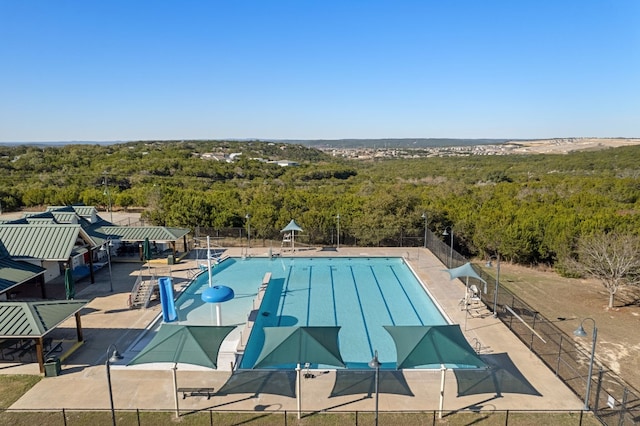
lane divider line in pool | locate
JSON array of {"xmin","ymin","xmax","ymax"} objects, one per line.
[
  {"xmin": 330, "ymin": 266, "xmax": 338, "ymax": 326},
  {"xmin": 277, "ymin": 262, "xmax": 294, "ymax": 326},
  {"xmin": 389, "ymin": 265, "xmax": 424, "ymax": 325},
  {"xmin": 369, "ymin": 265, "xmax": 395, "ymax": 326},
  {"xmin": 349, "ymin": 265, "xmax": 375, "ymax": 358},
  {"xmin": 305, "ymin": 265, "xmax": 313, "ymax": 326}
]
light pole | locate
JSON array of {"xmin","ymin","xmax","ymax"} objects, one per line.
[
  {"xmin": 105, "ymin": 344, "xmax": 123, "ymax": 426},
  {"xmin": 368, "ymin": 350, "xmax": 381, "ymax": 426},
  {"xmin": 100, "ymin": 239, "xmax": 114, "ymax": 292},
  {"xmin": 486, "ymin": 253, "xmax": 501, "ymax": 317},
  {"xmin": 245, "ymin": 214, "xmax": 251, "ymax": 249},
  {"xmin": 421, "ymin": 212, "xmax": 428, "ymax": 248},
  {"xmin": 574, "ymin": 318, "xmax": 597, "ymax": 411},
  {"xmin": 442, "ymin": 226, "xmax": 453, "ymax": 268},
  {"xmin": 336, "ymin": 214, "xmax": 340, "ymax": 249}
]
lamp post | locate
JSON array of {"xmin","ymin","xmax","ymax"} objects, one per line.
[
  {"xmin": 368, "ymin": 350, "xmax": 381, "ymax": 426},
  {"xmin": 245, "ymin": 214, "xmax": 251, "ymax": 249},
  {"xmin": 336, "ymin": 214, "xmax": 340, "ymax": 249},
  {"xmin": 105, "ymin": 344, "xmax": 123, "ymax": 426},
  {"xmin": 574, "ymin": 318, "xmax": 597, "ymax": 411},
  {"xmin": 485, "ymin": 253, "xmax": 501, "ymax": 317},
  {"xmin": 421, "ymin": 212, "xmax": 428, "ymax": 248},
  {"xmin": 100, "ymin": 239, "xmax": 114, "ymax": 292},
  {"xmin": 442, "ymin": 227, "xmax": 453, "ymax": 268}
]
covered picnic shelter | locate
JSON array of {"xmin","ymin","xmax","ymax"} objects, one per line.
[{"xmin": 0, "ymin": 300, "xmax": 88, "ymax": 373}]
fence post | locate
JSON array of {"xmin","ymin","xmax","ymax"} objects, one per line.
[
  {"xmin": 137, "ymin": 408, "xmax": 141, "ymax": 425},
  {"xmin": 594, "ymin": 367, "xmax": 603, "ymax": 414},
  {"xmin": 618, "ymin": 388, "xmax": 628, "ymax": 426},
  {"xmin": 504, "ymin": 409, "xmax": 509, "ymax": 425},
  {"xmin": 284, "ymin": 410, "xmax": 287, "ymax": 426},
  {"xmin": 530, "ymin": 312, "xmax": 538, "ymax": 350},
  {"xmin": 355, "ymin": 410, "xmax": 358, "ymax": 425},
  {"xmin": 210, "ymin": 408, "xmax": 213, "ymax": 426},
  {"xmin": 556, "ymin": 335, "xmax": 563, "ymax": 376},
  {"xmin": 62, "ymin": 408, "xmax": 67, "ymax": 426},
  {"xmin": 508, "ymin": 297, "xmax": 515, "ymax": 329}
]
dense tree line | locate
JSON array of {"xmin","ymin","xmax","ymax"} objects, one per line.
[{"xmin": 1, "ymin": 141, "xmax": 639, "ymax": 270}]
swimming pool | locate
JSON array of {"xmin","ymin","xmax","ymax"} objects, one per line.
[{"xmin": 175, "ymin": 257, "xmax": 450, "ymax": 370}]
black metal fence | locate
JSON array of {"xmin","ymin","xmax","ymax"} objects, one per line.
[
  {"xmin": 0, "ymin": 408, "xmax": 600, "ymax": 425},
  {"xmin": 458, "ymin": 255, "xmax": 640, "ymax": 426}
]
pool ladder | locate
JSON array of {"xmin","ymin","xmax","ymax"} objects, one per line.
[{"xmin": 472, "ymin": 337, "xmax": 486, "ymax": 354}]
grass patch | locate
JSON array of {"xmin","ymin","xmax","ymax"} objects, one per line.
[{"xmin": 0, "ymin": 375, "xmax": 42, "ymax": 408}]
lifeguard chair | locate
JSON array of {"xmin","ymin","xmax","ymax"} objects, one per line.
[{"xmin": 281, "ymin": 232, "xmax": 292, "ymax": 248}]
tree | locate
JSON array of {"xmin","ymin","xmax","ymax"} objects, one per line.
[{"xmin": 569, "ymin": 233, "xmax": 640, "ymax": 308}]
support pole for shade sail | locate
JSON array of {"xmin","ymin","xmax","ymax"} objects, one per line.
[
  {"xmin": 439, "ymin": 364, "xmax": 446, "ymax": 419},
  {"xmin": 173, "ymin": 364, "xmax": 180, "ymax": 417},
  {"xmin": 207, "ymin": 236, "xmax": 213, "ymax": 288},
  {"xmin": 216, "ymin": 303, "xmax": 222, "ymax": 326},
  {"xmin": 296, "ymin": 363, "xmax": 302, "ymax": 419}
]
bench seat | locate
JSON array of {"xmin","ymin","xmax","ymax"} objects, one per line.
[{"xmin": 177, "ymin": 387, "xmax": 215, "ymax": 399}]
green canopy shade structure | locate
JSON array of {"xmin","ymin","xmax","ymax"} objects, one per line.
[
  {"xmin": 253, "ymin": 326, "xmax": 344, "ymax": 369},
  {"xmin": 129, "ymin": 324, "xmax": 235, "ymax": 417},
  {"xmin": 384, "ymin": 325, "xmax": 486, "ymax": 419},
  {"xmin": 384, "ymin": 325, "xmax": 485, "ymax": 369},
  {"xmin": 444, "ymin": 262, "xmax": 487, "ymax": 330},
  {"xmin": 129, "ymin": 324, "xmax": 235, "ymax": 368},
  {"xmin": 253, "ymin": 326, "xmax": 344, "ymax": 419},
  {"xmin": 280, "ymin": 220, "xmax": 303, "ymax": 251},
  {"xmin": 64, "ymin": 267, "xmax": 75, "ymax": 300},
  {"xmin": 443, "ymin": 262, "xmax": 486, "ymax": 284}
]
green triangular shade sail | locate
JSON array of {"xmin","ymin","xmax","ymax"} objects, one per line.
[
  {"xmin": 129, "ymin": 324, "xmax": 235, "ymax": 369},
  {"xmin": 253, "ymin": 326, "xmax": 345, "ymax": 369},
  {"xmin": 384, "ymin": 325, "xmax": 486, "ymax": 369},
  {"xmin": 444, "ymin": 262, "xmax": 486, "ymax": 284},
  {"xmin": 280, "ymin": 220, "xmax": 303, "ymax": 233}
]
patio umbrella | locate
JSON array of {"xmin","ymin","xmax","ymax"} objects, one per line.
[
  {"xmin": 253, "ymin": 326, "xmax": 344, "ymax": 418},
  {"xmin": 384, "ymin": 325, "xmax": 486, "ymax": 418},
  {"xmin": 129, "ymin": 324, "xmax": 235, "ymax": 416},
  {"xmin": 281, "ymin": 219, "xmax": 303, "ymax": 252},
  {"xmin": 143, "ymin": 237, "xmax": 152, "ymax": 261},
  {"xmin": 64, "ymin": 267, "xmax": 75, "ymax": 300},
  {"xmin": 143, "ymin": 237, "xmax": 152, "ymax": 277},
  {"xmin": 454, "ymin": 352, "xmax": 541, "ymax": 397}
]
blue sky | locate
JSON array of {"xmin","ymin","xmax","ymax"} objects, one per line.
[{"xmin": 1, "ymin": 1, "xmax": 638, "ymax": 142}]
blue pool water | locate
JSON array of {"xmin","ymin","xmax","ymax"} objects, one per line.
[{"xmin": 175, "ymin": 257, "xmax": 449, "ymax": 369}]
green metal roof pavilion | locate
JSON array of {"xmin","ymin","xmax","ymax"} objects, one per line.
[{"xmin": 0, "ymin": 300, "xmax": 88, "ymax": 374}]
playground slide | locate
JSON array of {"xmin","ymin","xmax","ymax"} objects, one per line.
[{"xmin": 158, "ymin": 276, "xmax": 177, "ymax": 322}]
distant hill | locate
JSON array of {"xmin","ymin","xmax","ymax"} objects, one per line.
[
  {"xmin": 268, "ymin": 138, "xmax": 511, "ymax": 148},
  {"xmin": 2, "ymin": 137, "xmax": 638, "ymax": 151}
]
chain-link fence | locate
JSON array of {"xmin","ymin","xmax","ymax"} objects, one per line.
[{"xmin": 470, "ymin": 260, "xmax": 640, "ymax": 426}]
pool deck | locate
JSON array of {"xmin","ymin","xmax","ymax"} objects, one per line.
[{"xmin": 5, "ymin": 246, "xmax": 583, "ymax": 414}]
